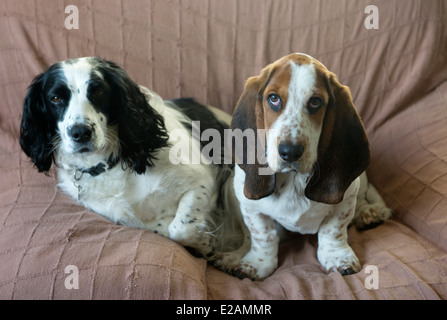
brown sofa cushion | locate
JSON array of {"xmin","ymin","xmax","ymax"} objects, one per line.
[{"xmin": 369, "ymin": 81, "xmax": 447, "ymax": 252}]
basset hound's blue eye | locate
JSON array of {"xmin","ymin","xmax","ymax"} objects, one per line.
[
  {"xmin": 307, "ymin": 97, "xmax": 323, "ymax": 113},
  {"xmin": 267, "ymin": 94, "xmax": 282, "ymax": 111}
]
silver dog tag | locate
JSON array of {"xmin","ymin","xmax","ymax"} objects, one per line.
[{"xmin": 73, "ymin": 170, "xmax": 83, "ymax": 201}]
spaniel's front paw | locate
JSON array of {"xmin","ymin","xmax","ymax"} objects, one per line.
[
  {"xmin": 233, "ymin": 251, "xmax": 278, "ymax": 281},
  {"xmin": 214, "ymin": 250, "xmax": 277, "ymax": 281}
]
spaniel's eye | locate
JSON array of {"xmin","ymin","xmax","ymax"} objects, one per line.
[
  {"xmin": 308, "ymin": 97, "xmax": 323, "ymax": 113},
  {"xmin": 94, "ymin": 89, "xmax": 104, "ymax": 98},
  {"xmin": 51, "ymin": 96, "xmax": 62, "ymax": 104},
  {"xmin": 267, "ymin": 94, "xmax": 282, "ymax": 111}
]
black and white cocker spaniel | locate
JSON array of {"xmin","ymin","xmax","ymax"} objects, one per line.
[{"xmin": 20, "ymin": 57, "xmax": 244, "ymax": 258}]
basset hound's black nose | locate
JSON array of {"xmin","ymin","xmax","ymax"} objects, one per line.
[{"xmin": 278, "ymin": 142, "xmax": 304, "ymax": 162}]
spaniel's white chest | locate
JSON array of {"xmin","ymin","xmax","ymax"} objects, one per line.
[
  {"xmin": 57, "ymin": 165, "xmax": 179, "ymax": 227},
  {"xmin": 234, "ymin": 166, "xmax": 333, "ymax": 234}
]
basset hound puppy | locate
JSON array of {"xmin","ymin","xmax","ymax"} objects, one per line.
[{"xmin": 214, "ymin": 53, "xmax": 391, "ymax": 280}]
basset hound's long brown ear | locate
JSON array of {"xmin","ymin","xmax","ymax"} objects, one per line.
[
  {"xmin": 231, "ymin": 66, "xmax": 276, "ymax": 200},
  {"xmin": 305, "ymin": 73, "xmax": 371, "ymax": 204}
]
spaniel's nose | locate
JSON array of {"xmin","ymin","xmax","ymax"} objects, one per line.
[
  {"xmin": 278, "ymin": 142, "xmax": 304, "ymax": 162},
  {"xmin": 68, "ymin": 124, "xmax": 93, "ymax": 143}
]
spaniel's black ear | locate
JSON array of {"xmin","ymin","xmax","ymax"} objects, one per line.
[
  {"xmin": 102, "ymin": 61, "xmax": 169, "ymax": 174},
  {"xmin": 20, "ymin": 73, "xmax": 55, "ymax": 172}
]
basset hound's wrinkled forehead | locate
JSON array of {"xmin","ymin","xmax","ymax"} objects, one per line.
[{"xmin": 259, "ymin": 53, "xmax": 333, "ymax": 134}]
